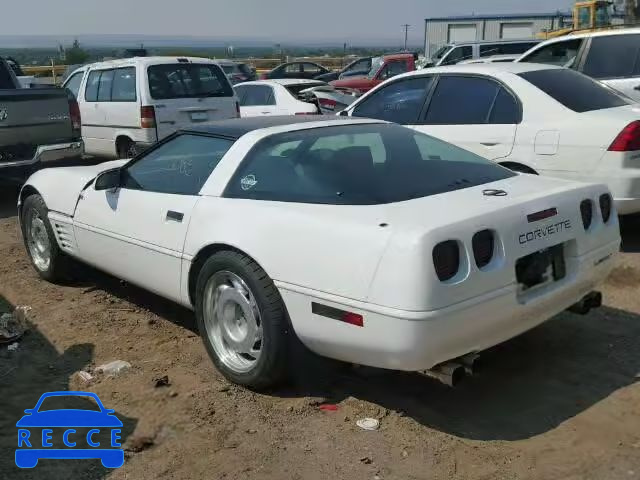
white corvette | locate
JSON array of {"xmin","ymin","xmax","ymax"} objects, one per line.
[{"xmin": 18, "ymin": 117, "xmax": 620, "ymax": 388}]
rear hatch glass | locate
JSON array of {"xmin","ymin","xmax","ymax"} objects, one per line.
[{"xmin": 147, "ymin": 63, "xmax": 233, "ymax": 99}]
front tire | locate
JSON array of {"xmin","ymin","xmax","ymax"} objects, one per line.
[
  {"xmin": 195, "ymin": 251, "xmax": 288, "ymax": 390},
  {"xmin": 20, "ymin": 194, "xmax": 69, "ymax": 282}
]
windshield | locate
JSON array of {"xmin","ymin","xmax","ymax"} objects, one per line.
[
  {"xmin": 367, "ymin": 57, "xmax": 384, "ymax": 78},
  {"xmin": 147, "ymin": 63, "xmax": 233, "ymax": 99},
  {"xmin": 220, "ymin": 64, "xmax": 237, "ymax": 74},
  {"xmin": 224, "ymin": 123, "xmax": 515, "ymax": 205},
  {"xmin": 432, "ymin": 45, "xmax": 453, "ymax": 60}
]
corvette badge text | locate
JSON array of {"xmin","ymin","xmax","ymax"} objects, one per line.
[
  {"xmin": 519, "ymin": 219, "xmax": 572, "ymax": 245},
  {"xmin": 15, "ymin": 391, "xmax": 124, "ymax": 469}
]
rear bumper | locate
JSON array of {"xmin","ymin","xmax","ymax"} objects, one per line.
[
  {"xmin": 279, "ymin": 239, "xmax": 619, "ymax": 371},
  {"xmin": 0, "ymin": 141, "xmax": 84, "ymax": 170},
  {"xmin": 595, "ymin": 170, "xmax": 640, "ymax": 215},
  {"xmin": 538, "ymin": 161, "xmax": 640, "ymax": 215}
]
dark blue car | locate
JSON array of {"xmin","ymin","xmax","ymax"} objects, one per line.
[{"xmin": 16, "ymin": 391, "xmax": 124, "ymax": 469}]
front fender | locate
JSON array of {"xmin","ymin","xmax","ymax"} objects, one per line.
[{"xmin": 20, "ymin": 160, "xmax": 127, "ymax": 216}]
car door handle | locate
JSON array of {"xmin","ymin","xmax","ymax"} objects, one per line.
[
  {"xmin": 634, "ymin": 85, "xmax": 640, "ymax": 91},
  {"xmin": 166, "ymin": 210, "xmax": 184, "ymax": 222},
  {"xmin": 480, "ymin": 142, "xmax": 499, "ymax": 147}
]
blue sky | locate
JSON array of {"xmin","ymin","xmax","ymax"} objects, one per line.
[{"xmin": 4, "ymin": 0, "xmax": 575, "ymax": 44}]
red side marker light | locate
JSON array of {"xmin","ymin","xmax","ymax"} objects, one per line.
[{"xmin": 342, "ymin": 311, "xmax": 364, "ymax": 327}]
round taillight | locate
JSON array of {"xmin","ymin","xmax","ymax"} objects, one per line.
[
  {"xmin": 472, "ymin": 230, "xmax": 494, "ymax": 269},
  {"xmin": 580, "ymin": 200, "xmax": 593, "ymax": 230},
  {"xmin": 433, "ymin": 240, "xmax": 460, "ymax": 281},
  {"xmin": 599, "ymin": 193, "xmax": 612, "ymax": 223}
]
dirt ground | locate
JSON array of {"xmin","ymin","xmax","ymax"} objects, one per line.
[{"xmin": 0, "ymin": 182, "xmax": 639, "ymax": 480}]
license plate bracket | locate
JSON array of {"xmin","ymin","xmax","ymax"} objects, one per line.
[
  {"xmin": 516, "ymin": 243, "xmax": 566, "ymax": 291},
  {"xmin": 190, "ymin": 111, "xmax": 208, "ymax": 122}
]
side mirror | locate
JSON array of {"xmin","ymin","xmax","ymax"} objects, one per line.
[
  {"xmin": 95, "ymin": 169, "xmax": 122, "ymax": 191},
  {"xmin": 339, "ymin": 110, "xmax": 348, "ymax": 117}
]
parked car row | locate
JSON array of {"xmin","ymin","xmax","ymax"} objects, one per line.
[{"xmin": 340, "ymin": 62, "xmax": 640, "ymax": 215}]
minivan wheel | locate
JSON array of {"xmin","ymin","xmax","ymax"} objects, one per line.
[
  {"xmin": 117, "ymin": 138, "xmax": 137, "ymax": 159},
  {"xmin": 195, "ymin": 251, "xmax": 288, "ymax": 390}
]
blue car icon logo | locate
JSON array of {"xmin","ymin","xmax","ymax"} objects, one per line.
[{"xmin": 16, "ymin": 391, "xmax": 124, "ymax": 469}]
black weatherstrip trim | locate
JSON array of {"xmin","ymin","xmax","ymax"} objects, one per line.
[
  {"xmin": 82, "ymin": 124, "xmax": 142, "ymax": 130},
  {"xmin": 312, "ymin": 302, "xmax": 345, "ymax": 321}
]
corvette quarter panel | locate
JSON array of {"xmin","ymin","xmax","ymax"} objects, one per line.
[{"xmin": 183, "ymin": 197, "xmax": 393, "ymax": 302}]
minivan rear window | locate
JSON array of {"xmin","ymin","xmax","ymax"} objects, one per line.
[
  {"xmin": 582, "ymin": 34, "xmax": 640, "ymax": 79},
  {"xmin": 147, "ymin": 63, "xmax": 233, "ymax": 100},
  {"xmin": 519, "ymin": 68, "xmax": 629, "ymax": 113}
]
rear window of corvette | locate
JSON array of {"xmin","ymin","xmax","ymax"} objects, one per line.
[{"xmin": 224, "ymin": 123, "xmax": 515, "ymax": 205}]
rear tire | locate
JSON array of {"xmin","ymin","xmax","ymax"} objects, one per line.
[
  {"xmin": 20, "ymin": 194, "xmax": 69, "ymax": 282},
  {"xmin": 195, "ymin": 251, "xmax": 288, "ymax": 390},
  {"xmin": 116, "ymin": 138, "xmax": 137, "ymax": 159}
]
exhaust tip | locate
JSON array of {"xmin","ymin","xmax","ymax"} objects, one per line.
[
  {"xmin": 450, "ymin": 365, "xmax": 465, "ymax": 387},
  {"xmin": 460, "ymin": 353, "xmax": 481, "ymax": 375},
  {"xmin": 421, "ymin": 362, "xmax": 466, "ymax": 387},
  {"xmin": 568, "ymin": 291, "xmax": 603, "ymax": 315}
]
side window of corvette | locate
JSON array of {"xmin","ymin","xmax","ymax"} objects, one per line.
[{"xmin": 121, "ymin": 134, "xmax": 234, "ymax": 195}]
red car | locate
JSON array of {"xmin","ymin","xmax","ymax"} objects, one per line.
[{"xmin": 330, "ymin": 53, "xmax": 417, "ymax": 93}]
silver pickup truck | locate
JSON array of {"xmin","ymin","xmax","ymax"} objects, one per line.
[{"xmin": 0, "ymin": 57, "xmax": 83, "ymax": 181}]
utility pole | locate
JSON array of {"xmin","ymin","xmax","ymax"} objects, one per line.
[{"xmin": 402, "ymin": 24, "xmax": 410, "ymax": 51}]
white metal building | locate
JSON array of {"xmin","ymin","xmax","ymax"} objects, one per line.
[{"xmin": 423, "ymin": 12, "xmax": 569, "ymax": 56}]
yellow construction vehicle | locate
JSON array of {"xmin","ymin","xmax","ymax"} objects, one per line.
[{"xmin": 537, "ymin": 0, "xmax": 616, "ymax": 39}]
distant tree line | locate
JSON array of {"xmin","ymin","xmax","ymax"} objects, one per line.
[{"xmin": 2, "ymin": 38, "xmax": 410, "ymax": 67}]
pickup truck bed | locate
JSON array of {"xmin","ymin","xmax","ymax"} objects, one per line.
[{"xmin": 0, "ymin": 58, "xmax": 83, "ymax": 182}]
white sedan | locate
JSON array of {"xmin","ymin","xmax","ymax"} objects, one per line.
[
  {"xmin": 234, "ymin": 79, "xmax": 322, "ymax": 117},
  {"xmin": 342, "ymin": 63, "xmax": 640, "ymax": 215},
  {"xmin": 18, "ymin": 117, "xmax": 619, "ymax": 389}
]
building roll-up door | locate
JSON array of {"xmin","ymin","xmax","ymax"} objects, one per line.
[
  {"xmin": 448, "ymin": 24, "xmax": 477, "ymax": 43},
  {"xmin": 500, "ymin": 22, "xmax": 534, "ymax": 39}
]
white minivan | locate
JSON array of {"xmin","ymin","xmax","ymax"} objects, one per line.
[{"xmin": 63, "ymin": 57, "xmax": 239, "ymax": 158}]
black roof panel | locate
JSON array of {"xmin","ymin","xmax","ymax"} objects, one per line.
[{"xmin": 184, "ymin": 115, "xmax": 358, "ymax": 139}]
